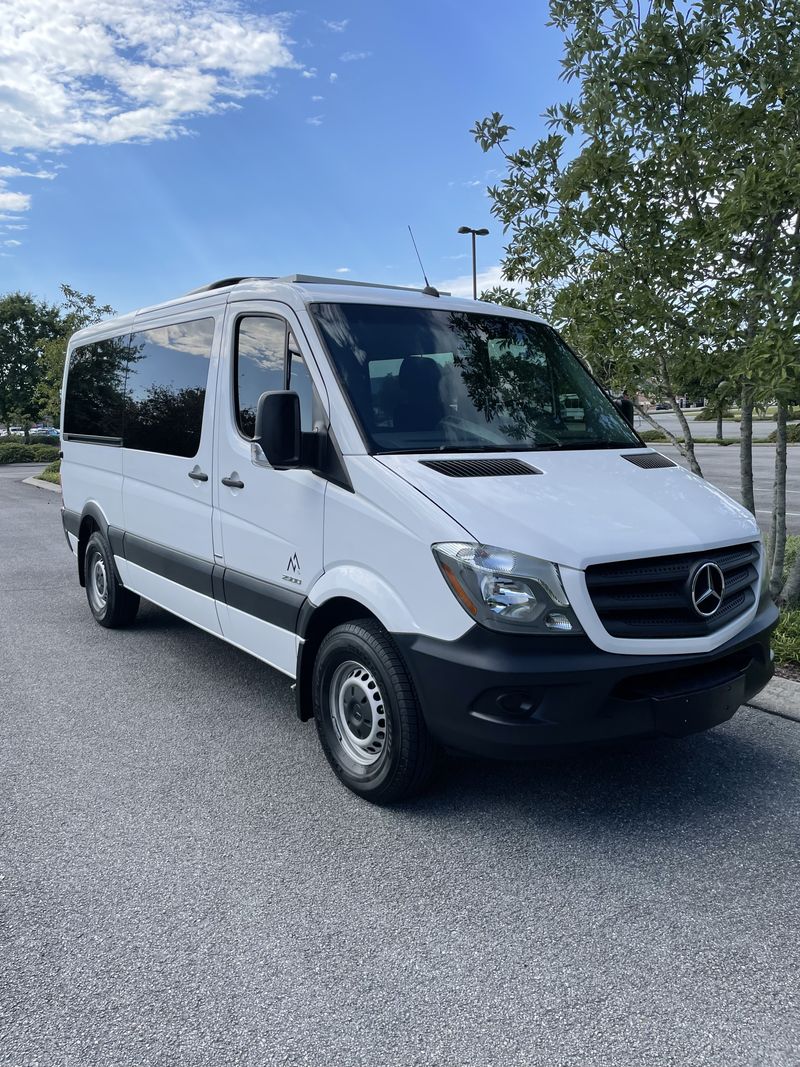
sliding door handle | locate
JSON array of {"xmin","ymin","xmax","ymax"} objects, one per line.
[
  {"xmin": 221, "ymin": 473, "xmax": 245, "ymax": 489},
  {"xmin": 188, "ymin": 467, "xmax": 208, "ymax": 482}
]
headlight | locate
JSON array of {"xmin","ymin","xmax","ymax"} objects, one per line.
[{"xmin": 432, "ymin": 542, "xmax": 583, "ymax": 634}]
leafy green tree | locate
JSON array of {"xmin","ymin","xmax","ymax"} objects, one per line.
[
  {"xmin": 36, "ymin": 285, "xmax": 115, "ymax": 423},
  {"xmin": 473, "ymin": 0, "xmax": 800, "ymax": 604},
  {"xmin": 0, "ymin": 293, "xmax": 61, "ymax": 439}
]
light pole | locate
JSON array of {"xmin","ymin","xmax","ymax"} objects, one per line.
[{"xmin": 457, "ymin": 225, "xmax": 489, "ymax": 300}]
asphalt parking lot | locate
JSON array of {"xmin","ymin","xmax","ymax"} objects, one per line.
[{"xmin": 2, "ymin": 472, "xmax": 799, "ymax": 1067}]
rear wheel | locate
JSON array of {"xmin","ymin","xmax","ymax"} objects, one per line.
[
  {"xmin": 84, "ymin": 531, "xmax": 139, "ymax": 628},
  {"xmin": 312, "ymin": 619, "xmax": 437, "ymax": 803}
]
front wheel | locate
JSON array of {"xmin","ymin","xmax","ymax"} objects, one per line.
[
  {"xmin": 312, "ymin": 619, "xmax": 437, "ymax": 803},
  {"xmin": 84, "ymin": 531, "xmax": 140, "ymax": 628}
]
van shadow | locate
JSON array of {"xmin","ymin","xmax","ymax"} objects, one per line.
[
  {"xmin": 132, "ymin": 603, "xmax": 796, "ymax": 843},
  {"xmin": 412, "ymin": 722, "xmax": 794, "ymax": 845}
]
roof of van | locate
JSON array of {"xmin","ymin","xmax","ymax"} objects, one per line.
[{"xmin": 69, "ymin": 274, "xmax": 545, "ymax": 344}]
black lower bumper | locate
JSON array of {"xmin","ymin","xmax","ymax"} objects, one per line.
[{"xmin": 394, "ymin": 600, "xmax": 778, "ymax": 759}]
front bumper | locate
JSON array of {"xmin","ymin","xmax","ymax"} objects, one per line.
[{"xmin": 394, "ymin": 600, "xmax": 778, "ymax": 759}]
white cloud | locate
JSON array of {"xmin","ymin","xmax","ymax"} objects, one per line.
[
  {"xmin": 0, "ymin": 0, "xmax": 297, "ymax": 153},
  {"xmin": 340, "ymin": 51, "xmax": 371, "ymax": 62},
  {"xmin": 0, "ymin": 165, "xmax": 56, "ymax": 179},
  {"xmin": 301, "ymin": 68, "xmax": 318, "ymax": 79},
  {"xmin": 335, "ymin": 266, "xmax": 350, "ymax": 273},
  {"xmin": 0, "ymin": 0, "xmax": 298, "ymax": 232},
  {"xmin": 329, "ymin": 72, "xmax": 339, "ymax": 83},
  {"xmin": 0, "ymin": 185, "xmax": 30, "ymax": 212},
  {"xmin": 311, "ymin": 95, "xmax": 324, "ymax": 102},
  {"xmin": 4, "ymin": 238, "xmax": 22, "ymax": 246},
  {"xmin": 306, "ymin": 115, "xmax": 324, "ymax": 126},
  {"xmin": 324, "ymin": 19, "xmax": 349, "ymax": 32},
  {"xmin": 434, "ymin": 264, "xmax": 512, "ymax": 298}
]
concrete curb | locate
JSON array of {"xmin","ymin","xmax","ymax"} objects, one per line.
[
  {"xmin": 747, "ymin": 675, "xmax": 800, "ymax": 723},
  {"xmin": 22, "ymin": 476, "xmax": 60, "ymax": 494}
]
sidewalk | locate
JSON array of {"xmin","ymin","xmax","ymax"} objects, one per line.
[{"xmin": 748, "ymin": 674, "xmax": 800, "ymax": 723}]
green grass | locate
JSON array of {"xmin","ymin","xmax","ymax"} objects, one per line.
[
  {"xmin": 774, "ymin": 610, "xmax": 800, "ymax": 667},
  {"xmin": 36, "ymin": 459, "xmax": 61, "ymax": 485}
]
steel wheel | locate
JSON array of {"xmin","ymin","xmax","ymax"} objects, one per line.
[
  {"xmin": 329, "ymin": 659, "xmax": 388, "ymax": 767},
  {"xmin": 87, "ymin": 546, "xmax": 109, "ymax": 615}
]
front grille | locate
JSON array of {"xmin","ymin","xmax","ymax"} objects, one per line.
[
  {"xmin": 419, "ymin": 458, "xmax": 542, "ymax": 477},
  {"xmin": 585, "ymin": 542, "xmax": 760, "ymax": 639}
]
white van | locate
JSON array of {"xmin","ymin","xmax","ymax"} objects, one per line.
[{"xmin": 60, "ymin": 276, "xmax": 777, "ymax": 801}]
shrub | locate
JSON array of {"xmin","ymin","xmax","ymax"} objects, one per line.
[
  {"xmin": 0, "ymin": 443, "xmax": 60, "ymax": 464},
  {"xmin": 639, "ymin": 429, "xmax": 668, "ymax": 442},
  {"xmin": 767, "ymin": 423, "xmax": 800, "ymax": 443},
  {"xmin": 37, "ymin": 459, "xmax": 61, "ymax": 485},
  {"xmin": 694, "ymin": 407, "xmax": 733, "ymax": 421}
]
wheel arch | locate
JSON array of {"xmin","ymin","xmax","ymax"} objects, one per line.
[
  {"xmin": 76, "ymin": 502, "xmax": 112, "ymax": 588},
  {"xmin": 294, "ymin": 596, "xmax": 382, "ymax": 722}
]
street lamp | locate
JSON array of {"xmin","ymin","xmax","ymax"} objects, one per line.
[{"xmin": 457, "ymin": 225, "xmax": 489, "ymax": 300}]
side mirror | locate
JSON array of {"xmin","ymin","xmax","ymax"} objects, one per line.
[
  {"xmin": 255, "ymin": 390, "xmax": 301, "ymax": 468},
  {"xmin": 614, "ymin": 398, "xmax": 635, "ymax": 427}
]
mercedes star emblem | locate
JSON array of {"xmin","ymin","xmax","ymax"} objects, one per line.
[{"xmin": 691, "ymin": 562, "xmax": 726, "ymax": 618}]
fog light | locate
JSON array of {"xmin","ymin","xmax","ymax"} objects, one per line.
[{"xmin": 545, "ymin": 612, "xmax": 573, "ymax": 631}]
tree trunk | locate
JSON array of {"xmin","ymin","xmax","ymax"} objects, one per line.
[
  {"xmin": 780, "ymin": 546, "xmax": 800, "ymax": 608},
  {"xmin": 633, "ymin": 402, "xmax": 684, "ymax": 448},
  {"xmin": 740, "ymin": 384, "xmax": 755, "ymax": 515},
  {"xmin": 668, "ymin": 397, "xmax": 703, "ymax": 476},
  {"xmin": 768, "ymin": 401, "xmax": 788, "ymax": 600},
  {"xmin": 656, "ymin": 352, "xmax": 703, "ymax": 476},
  {"xmin": 716, "ymin": 409, "xmax": 723, "ymax": 442}
]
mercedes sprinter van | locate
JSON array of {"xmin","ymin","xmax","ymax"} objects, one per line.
[{"xmin": 60, "ymin": 276, "xmax": 777, "ymax": 801}]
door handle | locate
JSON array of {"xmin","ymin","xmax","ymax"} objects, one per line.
[
  {"xmin": 221, "ymin": 474, "xmax": 245, "ymax": 489},
  {"xmin": 188, "ymin": 467, "xmax": 208, "ymax": 482}
]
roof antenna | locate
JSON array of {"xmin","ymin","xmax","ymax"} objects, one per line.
[{"xmin": 408, "ymin": 225, "xmax": 440, "ymax": 297}]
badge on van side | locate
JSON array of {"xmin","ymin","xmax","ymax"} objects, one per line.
[{"xmin": 283, "ymin": 552, "xmax": 302, "ymax": 586}]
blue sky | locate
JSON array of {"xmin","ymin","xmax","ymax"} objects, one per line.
[{"xmin": 0, "ymin": 1, "xmax": 564, "ymax": 314}]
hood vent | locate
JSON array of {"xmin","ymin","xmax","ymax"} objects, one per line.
[
  {"xmin": 419, "ymin": 457, "xmax": 543, "ymax": 478},
  {"xmin": 622, "ymin": 452, "xmax": 676, "ymax": 469}
]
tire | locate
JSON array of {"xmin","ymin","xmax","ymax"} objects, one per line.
[
  {"xmin": 312, "ymin": 619, "xmax": 438, "ymax": 803},
  {"xmin": 83, "ymin": 531, "xmax": 140, "ymax": 628}
]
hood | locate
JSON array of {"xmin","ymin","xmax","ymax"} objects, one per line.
[{"xmin": 376, "ymin": 449, "xmax": 760, "ymax": 570}]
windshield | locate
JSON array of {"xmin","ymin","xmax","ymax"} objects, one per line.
[{"xmin": 311, "ymin": 303, "xmax": 640, "ymax": 454}]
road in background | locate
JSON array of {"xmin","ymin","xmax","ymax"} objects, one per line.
[
  {"xmin": 2, "ymin": 472, "xmax": 799, "ymax": 1067},
  {"xmin": 658, "ymin": 444, "xmax": 799, "ymax": 535},
  {"xmin": 642, "ymin": 409, "xmax": 779, "ymax": 441}
]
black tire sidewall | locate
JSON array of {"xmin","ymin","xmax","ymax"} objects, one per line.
[
  {"xmin": 84, "ymin": 531, "xmax": 126, "ymax": 626},
  {"xmin": 313, "ymin": 626, "xmax": 411, "ymax": 799}
]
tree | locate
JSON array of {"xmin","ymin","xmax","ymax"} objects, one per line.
[
  {"xmin": 0, "ymin": 293, "xmax": 60, "ymax": 439},
  {"xmin": 36, "ymin": 285, "xmax": 115, "ymax": 423},
  {"xmin": 473, "ymin": 0, "xmax": 800, "ymax": 605}
]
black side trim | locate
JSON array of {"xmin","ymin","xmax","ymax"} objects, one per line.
[
  {"xmin": 124, "ymin": 532, "xmax": 214, "ymax": 598},
  {"xmin": 296, "ymin": 598, "xmax": 315, "ymax": 640},
  {"xmin": 62, "ymin": 508, "xmax": 80, "ymax": 538},
  {"xmin": 223, "ymin": 568, "xmax": 305, "ymax": 631},
  {"xmin": 62, "ymin": 434, "xmax": 123, "ymax": 446},
  {"xmin": 108, "ymin": 526, "xmax": 125, "ymax": 557},
  {"xmin": 212, "ymin": 564, "xmax": 226, "ymax": 604}
]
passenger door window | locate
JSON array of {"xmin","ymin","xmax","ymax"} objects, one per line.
[
  {"xmin": 234, "ymin": 316, "xmax": 287, "ymax": 438},
  {"xmin": 124, "ymin": 318, "xmax": 215, "ymax": 457}
]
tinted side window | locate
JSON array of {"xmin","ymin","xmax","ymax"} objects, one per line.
[
  {"xmin": 235, "ymin": 316, "xmax": 286, "ymax": 438},
  {"xmin": 125, "ymin": 318, "xmax": 215, "ymax": 457},
  {"xmin": 64, "ymin": 335, "xmax": 129, "ymax": 439}
]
